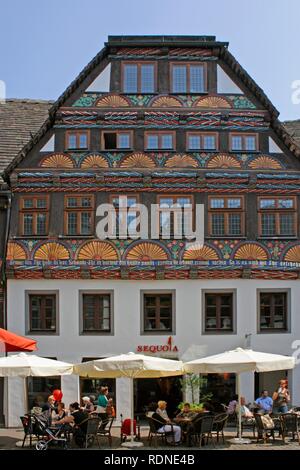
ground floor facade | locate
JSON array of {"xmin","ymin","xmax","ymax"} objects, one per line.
[{"xmin": 3, "ymin": 278, "xmax": 300, "ymax": 426}]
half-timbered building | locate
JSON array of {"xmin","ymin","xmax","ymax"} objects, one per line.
[{"xmin": 2, "ymin": 36, "xmax": 300, "ymax": 425}]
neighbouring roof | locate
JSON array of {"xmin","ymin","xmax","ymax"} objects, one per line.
[
  {"xmin": 283, "ymin": 120, "xmax": 300, "ymax": 146},
  {"xmin": 0, "ymin": 99, "xmax": 53, "ymax": 175}
]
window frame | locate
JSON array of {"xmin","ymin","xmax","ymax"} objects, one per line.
[
  {"xmin": 170, "ymin": 62, "xmax": 207, "ymax": 94},
  {"xmin": 257, "ymin": 289, "xmax": 290, "ymax": 334},
  {"xmin": 202, "ymin": 290, "xmax": 236, "ymax": 335},
  {"xmin": 141, "ymin": 290, "xmax": 176, "ymax": 335},
  {"xmin": 258, "ymin": 196, "xmax": 297, "ymax": 238},
  {"xmin": 100, "ymin": 130, "xmax": 133, "ymax": 151},
  {"xmin": 26, "ymin": 290, "xmax": 59, "ymax": 335},
  {"xmin": 63, "ymin": 194, "xmax": 95, "ymax": 236},
  {"xmin": 208, "ymin": 195, "xmax": 245, "ymax": 237},
  {"xmin": 109, "ymin": 194, "xmax": 140, "ymax": 237},
  {"xmin": 157, "ymin": 194, "xmax": 194, "ymax": 238},
  {"xmin": 79, "ymin": 290, "xmax": 114, "ymax": 335},
  {"xmin": 186, "ymin": 132, "xmax": 219, "ymax": 151},
  {"xmin": 121, "ymin": 61, "xmax": 157, "ymax": 94},
  {"xmin": 229, "ymin": 132, "xmax": 259, "ymax": 152},
  {"xmin": 19, "ymin": 195, "xmax": 50, "ymax": 237},
  {"xmin": 65, "ymin": 130, "xmax": 90, "ymax": 150},
  {"xmin": 144, "ymin": 131, "xmax": 176, "ymax": 151}
]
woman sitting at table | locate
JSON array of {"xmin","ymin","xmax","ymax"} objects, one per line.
[
  {"xmin": 152, "ymin": 400, "xmax": 182, "ymax": 445},
  {"xmin": 53, "ymin": 402, "xmax": 66, "ymax": 421}
]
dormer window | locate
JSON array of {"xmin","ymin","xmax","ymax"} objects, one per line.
[
  {"xmin": 230, "ymin": 133, "xmax": 258, "ymax": 152},
  {"xmin": 66, "ymin": 131, "xmax": 89, "ymax": 150},
  {"xmin": 122, "ymin": 62, "xmax": 155, "ymax": 93},
  {"xmin": 171, "ymin": 63, "xmax": 206, "ymax": 93},
  {"xmin": 101, "ymin": 131, "xmax": 132, "ymax": 150}
]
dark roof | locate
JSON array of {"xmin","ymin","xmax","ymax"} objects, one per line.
[
  {"xmin": 283, "ymin": 120, "xmax": 300, "ymax": 146},
  {"xmin": 2, "ymin": 36, "xmax": 300, "ymax": 177},
  {"xmin": 0, "ymin": 99, "xmax": 52, "ymax": 176}
]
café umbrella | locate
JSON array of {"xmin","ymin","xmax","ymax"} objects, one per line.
[
  {"xmin": 0, "ymin": 328, "xmax": 37, "ymax": 353},
  {"xmin": 74, "ymin": 352, "xmax": 184, "ymax": 447},
  {"xmin": 184, "ymin": 347, "xmax": 295, "ymax": 444},
  {"xmin": 0, "ymin": 353, "xmax": 73, "ymax": 418}
]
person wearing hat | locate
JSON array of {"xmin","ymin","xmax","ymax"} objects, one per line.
[{"xmin": 82, "ymin": 396, "xmax": 95, "ymax": 413}]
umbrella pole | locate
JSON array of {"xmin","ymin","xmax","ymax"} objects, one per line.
[
  {"xmin": 121, "ymin": 376, "xmax": 143, "ymax": 448},
  {"xmin": 229, "ymin": 373, "xmax": 251, "ymax": 445}
]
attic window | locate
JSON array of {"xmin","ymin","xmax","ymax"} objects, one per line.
[
  {"xmin": 171, "ymin": 63, "xmax": 206, "ymax": 93},
  {"xmin": 102, "ymin": 131, "xmax": 132, "ymax": 150},
  {"xmin": 230, "ymin": 133, "xmax": 258, "ymax": 152},
  {"xmin": 123, "ymin": 63, "xmax": 155, "ymax": 93},
  {"xmin": 66, "ymin": 131, "xmax": 89, "ymax": 150}
]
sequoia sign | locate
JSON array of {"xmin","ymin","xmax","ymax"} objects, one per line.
[{"xmin": 136, "ymin": 336, "xmax": 178, "ymax": 354}]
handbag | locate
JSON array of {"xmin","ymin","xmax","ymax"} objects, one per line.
[{"xmin": 261, "ymin": 414, "xmax": 274, "ymax": 429}]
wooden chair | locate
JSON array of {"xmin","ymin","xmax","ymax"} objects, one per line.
[{"xmin": 97, "ymin": 416, "xmax": 114, "ymax": 447}]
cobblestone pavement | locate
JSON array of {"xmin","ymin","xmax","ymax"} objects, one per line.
[{"xmin": 0, "ymin": 426, "xmax": 299, "ymax": 450}]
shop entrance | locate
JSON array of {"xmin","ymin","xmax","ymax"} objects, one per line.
[
  {"xmin": 199, "ymin": 373, "xmax": 236, "ymax": 410},
  {"xmin": 134, "ymin": 376, "xmax": 183, "ymax": 418}
]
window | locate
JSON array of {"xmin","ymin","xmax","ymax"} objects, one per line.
[
  {"xmin": 82, "ymin": 293, "xmax": 112, "ymax": 333},
  {"xmin": 64, "ymin": 195, "xmax": 94, "ymax": 236},
  {"xmin": 171, "ymin": 63, "xmax": 206, "ymax": 93},
  {"xmin": 208, "ymin": 196, "xmax": 244, "ymax": 236},
  {"xmin": 66, "ymin": 131, "xmax": 89, "ymax": 150},
  {"xmin": 143, "ymin": 293, "xmax": 174, "ymax": 333},
  {"xmin": 230, "ymin": 133, "xmax": 258, "ymax": 152},
  {"xmin": 259, "ymin": 292, "xmax": 288, "ymax": 332},
  {"xmin": 28, "ymin": 294, "xmax": 57, "ymax": 333},
  {"xmin": 110, "ymin": 195, "xmax": 139, "ymax": 237},
  {"xmin": 204, "ymin": 293, "xmax": 234, "ymax": 332},
  {"xmin": 187, "ymin": 132, "xmax": 218, "ymax": 151},
  {"xmin": 20, "ymin": 196, "xmax": 49, "ymax": 236},
  {"xmin": 101, "ymin": 131, "xmax": 132, "ymax": 150},
  {"xmin": 123, "ymin": 62, "xmax": 156, "ymax": 93},
  {"xmin": 145, "ymin": 132, "xmax": 175, "ymax": 150},
  {"xmin": 258, "ymin": 197, "xmax": 296, "ymax": 237},
  {"xmin": 158, "ymin": 195, "xmax": 193, "ymax": 237}
]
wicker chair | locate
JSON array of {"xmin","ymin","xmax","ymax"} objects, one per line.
[
  {"xmin": 280, "ymin": 413, "xmax": 300, "ymax": 444},
  {"xmin": 212, "ymin": 413, "xmax": 228, "ymax": 444},
  {"xmin": 97, "ymin": 416, "xmax": 114, "ymax": 447},
  {"xmin": 84, "ymin": 417, "xmax": 101, "ymax": 448},
  {"xmin": 146, "ymin": 415, "xmax": 175, "ymax": 446},
  {"xmin": 187, "ymin": 414, "xmax": 215, "ymax": 447},
  {"xmin": 254, "ymin": 413, "xmax": 275, "ymax": 443}
]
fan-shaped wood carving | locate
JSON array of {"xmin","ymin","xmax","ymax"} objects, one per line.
[
  {"xmin": 234, "ymin": 243, "xmax": 268, "ymax": 261},
  {"xmin": 41, "ymin": 153, "xmax": 74, "ymax": 168},
  {"xmin": 81, "ymin": 154, "xmax": 109, "ymax": 168},
  {"xmin": 193, "ymin": 96, "xmax": 231, "ymax": 108},
  {"xmin": 165, "ymin": 154, "xmax": 198, "ymax": 168},
  {"xmin": 183, "ymin": 244, "xmax": 219, "ymax": 260},
  {"xmin": 7, "ymin": 242, "xmax": 27, "ymax": 260},
  {"xmin": 77, "ymin": 241, "xmax": 118, "ymax": 260},
  {"xmin": 96, "ymin": 95, "xmax": 130, "ymax": 107},
  {"xmin": 248, "ymin": 156, "xmax": 282, "ymax": 169},
  {"xmin": 284, "ymin": 245, "xmax": 300, "ymax": 263},
  {"xmin": 126, "ymin": 242, "xmax": 168, "ymax": 261},
  {"xmin": 151, "ymin": 96, "xmax": 182, "ymax": 107},
  {"xmin": 207, "ymin": 154, "xmax": 241, "ymax": 168},
  {"xmin": 120, "ymin": 153, "xmax": 155, "ymax": 168},
  {"xmin": 34, "ymin": 242, "xmax": 70, "ymax": 261}
]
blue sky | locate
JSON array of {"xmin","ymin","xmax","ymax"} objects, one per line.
[{"xmin": 1, "ymin": 0, "xmax": 300, "ymax": 120}]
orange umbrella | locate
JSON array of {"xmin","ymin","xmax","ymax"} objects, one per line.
[{"xmin": 0, "ymin": 328, "xmax": 37, "ymax": 352}]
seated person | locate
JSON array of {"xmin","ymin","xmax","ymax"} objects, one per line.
[
  {"xmin": 53, "ymin": 402, "xmax": 66, "ymax": 421},
  {"xmin": 82, "ymin": 396, "xmax": 95, "ymax": 413},
  {"xmin": 255, "ymin": 390, "xmax": 273, "ymax": 414},
  {"xmin": 152, "ymin": 400, "xmax": 181, "ymax": 444},
  {"xmin": 56, "ymin": 402, "xmax": 89, "ymax": 446},
  {"xmin": 174, "ymin": 403, "xmax": 197, "ymax": 422},
  {"xmin": 226, "ymin": 394, "xmax": 238, "ymax": 415},
  {"xmin": 41, "ymin": 395, "xmax": 56, "ymax": 425},
  {"xmin": 237, "ymin": 397, "xmax": 254, "ymax": 422}
]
